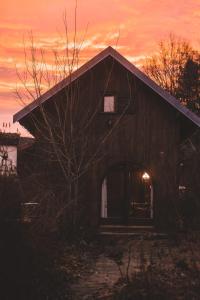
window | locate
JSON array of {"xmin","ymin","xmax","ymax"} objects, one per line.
[
  {"xmin": 103, "ymin": 96, "xmax": 115, "ymax": 112},
  {"xmin": 0, "ymin": 145, "xmax": 17, "ymax": 176}
]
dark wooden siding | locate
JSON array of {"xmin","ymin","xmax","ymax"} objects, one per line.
[
  {"xmin": 82, "ymin": 57, "xmax": 180, "ymax": 229},
  {"xmin": 21, "ymin": 56, "xmax": 181, "ymax": 229}
]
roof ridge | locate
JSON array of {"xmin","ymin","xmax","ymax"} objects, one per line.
[{"xmin": 13, "ymin": 46, "xmax": 200, "ymax": 128}]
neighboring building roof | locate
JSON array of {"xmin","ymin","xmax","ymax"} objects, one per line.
[
  {"xmin": 0, "ymin": 132, "xmax": 20, "ymax": 146},
  {"xmin": 0, "ymin": 132, "xmax": 35, "ymax": 150},
  {"xmin": 13, "ymin": 46, "xmax": 200, "ymax": 128}
]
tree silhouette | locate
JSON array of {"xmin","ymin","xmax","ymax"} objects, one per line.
[
  {"xmin": 143, "ymin": 34, "xmax": 200, "ymax": 114},
  {"xmin": 178, "ymin": 56, "xmax": 200, "ymax": 114}
]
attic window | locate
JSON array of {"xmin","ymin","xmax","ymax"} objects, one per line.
[{"xmin": 103, "ymin": 96, "xmax": 115, "ymax": 112}]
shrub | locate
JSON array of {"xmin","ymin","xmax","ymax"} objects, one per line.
[
  {"xmin": 0, "ymin": 175, "xmax": 21, "ymax": 221},
  {"xmin": 113, "ymin": 270, "xmax": 174, "ymax": 300},
  {"xmin": 179, "ymin": 190, "xmax": 200, "ymax": 229}
]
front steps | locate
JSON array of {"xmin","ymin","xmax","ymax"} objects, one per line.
[{"xmin": 99, "ymin": 225, "xmax": 168, "ymax": 239}]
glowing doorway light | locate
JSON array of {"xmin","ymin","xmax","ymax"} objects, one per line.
[{"xmin": 142, "ymin": 172, "xmax": 150, "ymax": 180}]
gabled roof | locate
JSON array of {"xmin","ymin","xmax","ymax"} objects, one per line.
[{"xmin": 13, "ymin": 46, "xmax": 200, "ymax": 127}]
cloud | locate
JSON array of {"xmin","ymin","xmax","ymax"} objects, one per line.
[{"xmin": 1, "ymin": 0, "xmax": 200, "ymax": 132}]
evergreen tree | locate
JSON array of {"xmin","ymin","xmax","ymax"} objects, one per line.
[{"xmin": 178, "ymin": 55, "xmax": 200, "ymax": 114}]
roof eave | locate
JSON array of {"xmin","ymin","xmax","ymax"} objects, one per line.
[
  {"xmin": 13, "ymin": 47, "xmax": 114, "ymax": 123},
  {"xmin": 13, "ymin": 46, "xmax": 200, "ymax": 128}
]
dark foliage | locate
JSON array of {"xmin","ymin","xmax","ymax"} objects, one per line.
[
  {"xmin": 0, "ymin": 223, "xmax": 74, "ymax": 300},
  {"xmin": 178, "ymin": 57, "xmax": 200, "ymax": 114},
  {"xmin": 113, "ymin": 271, "xmax": 173, "ymax": 300},
  {"xmin": 112, "ymin": 265, "xmax": 200, "ymax": 300},
  {"xmin": 0, "ymin": 175, "xmax": 21, "ymax": 221},
  {"xmin": 179, "ymin": 190, "xmax": 200, "ymax": 229},
  {"xmin": 144, "ymin": 35, "xmax": 200, "ymax": 114}
]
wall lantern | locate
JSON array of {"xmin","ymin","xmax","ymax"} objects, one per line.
[{"xmin": 142, "ymin": 172, "xmax": 150, "ymax": 180}]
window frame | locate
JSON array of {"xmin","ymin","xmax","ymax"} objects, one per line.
[
  {"xmin": 102, "ymin": 94, "xmax": 117, "ymax": 114},
  {"xmin": 100, "ymin": 93, "xmax": 135, "ymax": 115}
]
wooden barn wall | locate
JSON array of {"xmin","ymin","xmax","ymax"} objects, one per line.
[
  {"xmin": 77, "ymin": 57, "xmax": 180, "ymax": 229},
  {"xmin": 21, "ymin": 56, "xmax": 181, "ymax": 229}
]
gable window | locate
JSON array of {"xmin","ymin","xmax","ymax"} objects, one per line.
[{"xmin": 103, "ymin": 96, "xmax": 115, "ymax": 112}]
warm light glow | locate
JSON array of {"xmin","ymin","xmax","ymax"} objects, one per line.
[{"xmin": 142, "ymin": 172, "xmax": 150, "ymax": 180}]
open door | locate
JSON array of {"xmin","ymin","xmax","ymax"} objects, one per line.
[
  {"xmin": 101, "ymin": 165, "xmax": 125, "ymax": 224},
  {"xmin": 101, "ymin": 164, "xmax": 153, "ymax": 225},
  {"xmin": 127, "ymin": 170, "xmax": 153, "ymax": 224}
]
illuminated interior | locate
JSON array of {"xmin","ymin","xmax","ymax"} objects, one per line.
[{"xmin": 101, "ymin": 166, "xmax": 153, "ymax": 221}]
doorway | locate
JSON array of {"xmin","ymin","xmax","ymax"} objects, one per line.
[{"xmin": 101, "ymin": 164, "xmax": 153, "ymax": 225}]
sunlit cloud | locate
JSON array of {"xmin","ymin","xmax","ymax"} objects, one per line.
[{"xmin": 0, "ymin": 0, "xmax": 200, "ymax": 135}]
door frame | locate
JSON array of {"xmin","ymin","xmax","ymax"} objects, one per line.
[{"xmin": 100, "ymin": 162, "xmax": 154, "ymax": 225}]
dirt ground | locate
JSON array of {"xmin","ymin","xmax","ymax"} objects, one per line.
[
  {"xmin": 71, "ymin": 233, "xmax": 200, "ymax": 299},
  {"xmin": 1, "ymin": 224, "xmax": 200, "ymax": 300}
]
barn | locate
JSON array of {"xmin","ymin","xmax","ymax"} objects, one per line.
[{"xmin": 14, "ymin": 47, "xmax": 200, "ymax": 232}]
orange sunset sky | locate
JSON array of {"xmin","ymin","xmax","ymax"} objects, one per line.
[{"xmin": 0, "ymin": 0, "xmax": 200, "ymax": 135}]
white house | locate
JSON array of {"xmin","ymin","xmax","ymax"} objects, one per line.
[{"xmin": 0, "ymin": 133, "xmax": 19, "ymax": 176}]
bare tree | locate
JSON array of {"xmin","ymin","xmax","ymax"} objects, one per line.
[
  {"xmin": 15, "ymin": 12, "xmax": 133, "ymax": 233},
  {"xmin": 143, "ymin": 34, "xmax": 194, "ymax": 96}
]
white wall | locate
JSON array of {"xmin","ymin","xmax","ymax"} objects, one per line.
[{"xmin": 0, "ymin": 145, "xmax": 17, "ymax": 175}]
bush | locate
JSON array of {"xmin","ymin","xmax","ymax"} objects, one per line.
[
  {"xmin": 0, "ymin": 223, "xmax": 74, "ymax": 300},
  {"xmin": 179, "ymin": 190, "xmax": 200, "ymax": 229},
  {"xmin": 113, "ymin": 270, "xmax": 174, "ymax": 300},
  {"xmin": 0, "ymin": 175, "xmax": 21, "ymax": 221}
]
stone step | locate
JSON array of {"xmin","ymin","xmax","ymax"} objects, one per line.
[
  {"xmin": 99, "ymin": 225, "xmax": 168, "ymax": 239},
  {"xmin": 99, "ymin": 231, "xmax": 168, "ymax": 239},
  {"xmin": 99, "ymin": 224, "xmax": 154, "ymax": 233},
  {"xmin": 101, "ymin": 218, "xmax": 154, "ymax": 226}
]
